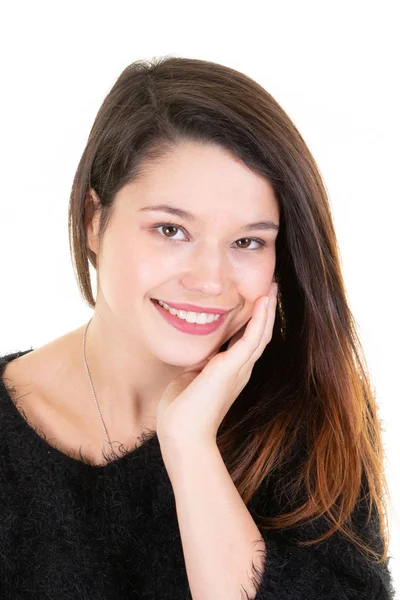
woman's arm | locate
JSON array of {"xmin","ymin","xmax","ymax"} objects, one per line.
[
  {"xmin": 162, "ymin": 439, "xmax": 395, "ymax": 600},
  {"xmin": 162, "ymin": 440, "xmax": 267, "ymax": 600}
]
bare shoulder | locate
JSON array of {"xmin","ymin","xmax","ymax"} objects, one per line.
[
  {"xmin": 1, "ymin": 325, "xmax": 87, "ymax": 436},
  {"xmin": 3, "ymin": 325, "xmax": 85, "ymax": 397}
]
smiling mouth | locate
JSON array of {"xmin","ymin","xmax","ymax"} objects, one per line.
[
  {"xmin": 151, "ymin": 296, "xmax": 230, "ymax": 334},
  {"xmin": 150, "ymin": 298, "xmax": 231, "ymax": 315}
]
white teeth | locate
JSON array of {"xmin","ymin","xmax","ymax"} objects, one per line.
[{"xmin": 157, "ymin": 300, "xmax": 221, "ymax": 324}]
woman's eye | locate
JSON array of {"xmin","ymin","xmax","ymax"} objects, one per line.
[
  {"xmin": 156, "ymin": 223, "xmax": 186, "ymax": 240},
  {"xmin": 153, "ymin": 223, "xmax": 266, "ymax": 251}
]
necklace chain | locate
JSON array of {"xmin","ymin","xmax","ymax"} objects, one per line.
[{"xmin": 82, "ymin": 318, "xmax": 116, "ymax": 459}]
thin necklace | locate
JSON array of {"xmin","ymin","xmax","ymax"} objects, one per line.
[{"xmin": 82, "ymin": 318, "xmax": 116, "ymax": 459}]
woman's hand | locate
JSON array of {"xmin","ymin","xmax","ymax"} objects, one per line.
[{"xmin": 156, "ymin": 283, "xmax": 278, "ymax": 451}]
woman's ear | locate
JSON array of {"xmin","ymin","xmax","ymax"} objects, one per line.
[{"xmin": 85, "ymin": 187, "xmax": 101, "ymax": 256}]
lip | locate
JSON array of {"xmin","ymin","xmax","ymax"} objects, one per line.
[
  {"xmin": 151, "ymin": 298, "xmax": 229, "ymax": 335},
  {"xmin": 151, "ymin": 299, "xmax": 231, "ymax": 315}
]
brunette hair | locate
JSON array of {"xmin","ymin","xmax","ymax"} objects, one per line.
[{"xmin": 68, "ymin": 56, "xmax": 390, "ymax": 564}]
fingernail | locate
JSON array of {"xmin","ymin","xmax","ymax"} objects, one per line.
[{"xmin": 263, "ymin": 297, "xmax": 270, "ymax": 309}]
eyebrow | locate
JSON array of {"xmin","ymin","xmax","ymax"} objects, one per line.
[{"xmin": 138, "ymin": 204, "xmax": 279, "ymax": 232}]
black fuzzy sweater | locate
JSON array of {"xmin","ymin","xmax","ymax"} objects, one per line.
[{"xmin": 0, "ymin": 350, "xmax": 395, "ymax": 599}]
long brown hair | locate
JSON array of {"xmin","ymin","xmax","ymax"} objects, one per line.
[{"xmin": 68, "ymin": 56, "xmax": 390, "ymax": 563}]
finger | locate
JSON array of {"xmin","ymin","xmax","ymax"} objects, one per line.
[
  {"xmin": 256, "ymin": 283, "xmax": 278, "ymax": 345},
  {"xmin": 254, "ymin": 292, "xmax": 278, "ymax": 361},
  {"xmin": 223, "ymin": 296, "xmax": 270, "ymax": 367},
  {"xmin": 229, "ymin": 285, "xmax": 278, "ymax": 363},
  {"xmin": 247, "ymin": 296, "xmax": 272, "ymax": 357}
]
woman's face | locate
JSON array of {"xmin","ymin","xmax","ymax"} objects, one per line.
[{"xmin": 87, "ymin": 140, "xmax": 280, "ymax": 368}]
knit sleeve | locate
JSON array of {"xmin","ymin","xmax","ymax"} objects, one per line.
[
  {"xmin": 246, "ymin": 532, "xmax": 394, "ymax": 600},
  {"xmin": 245, "ymin": 484, "xmax": 395, "ymax": 600}
]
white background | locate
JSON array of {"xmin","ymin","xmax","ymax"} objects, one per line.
[{"xmin": 0, "ymin": 0, "xmax": 398, "ymax": 595}]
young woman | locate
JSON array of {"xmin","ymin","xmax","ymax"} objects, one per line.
[{"xmin": 0, "ymin": 56, "xmax": 394, "ymax": 599}]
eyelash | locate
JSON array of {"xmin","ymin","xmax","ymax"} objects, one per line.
[{"xmin": 151, "ymin": 222, "xmax": 267, "ymax": 251}]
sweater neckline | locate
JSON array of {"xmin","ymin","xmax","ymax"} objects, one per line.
[{"xmin": 0, "ymin": 349, "xmax": 159, "ymax": 472}]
